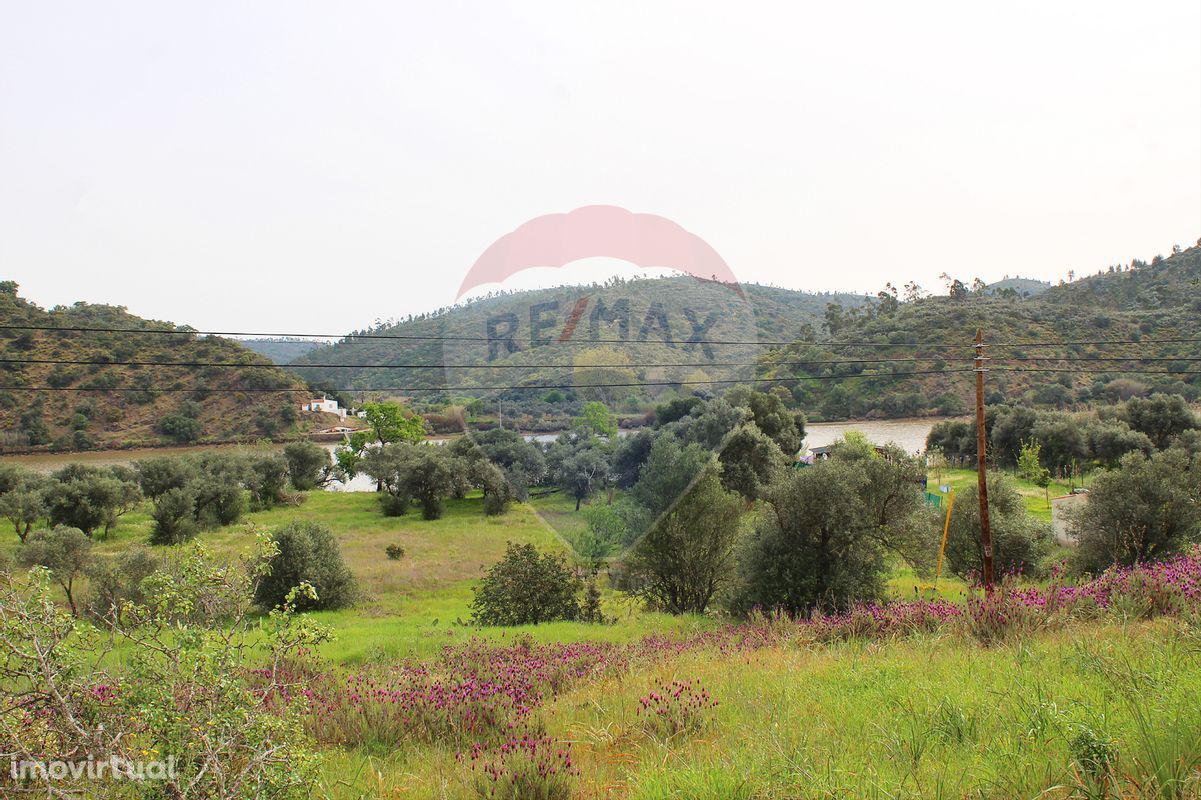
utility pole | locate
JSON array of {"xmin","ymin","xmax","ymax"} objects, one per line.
[{"xmin": 974, "ymin": 328, "xmax": 995, "ymax": 590}]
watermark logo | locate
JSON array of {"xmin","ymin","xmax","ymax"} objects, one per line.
[
  {"xmin": 441, "ymin": 205, "xmax": 761, "ymax": 558},
  {"xmin": 9, "ymin": 755, "xmax": 176, "ymax": 783}
]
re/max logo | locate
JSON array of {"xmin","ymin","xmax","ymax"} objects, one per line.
[{"xmin": 484, "ymin": 298, "xmax": 720, "ymax": 361}]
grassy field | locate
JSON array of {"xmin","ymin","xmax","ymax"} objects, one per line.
[
  {"xmin": 7, "ymin": 481, "xmax": 1199, "ymax": 797},
  {"xmin": 930, "ymin": 467, "xmax": 1089, "ymax": 523},
  {"xmin": 321, "ymin": 618, "xmax": 1201, "ymax": 799}
]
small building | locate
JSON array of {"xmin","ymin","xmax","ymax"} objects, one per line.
[{"xmin": 300, "ymin": 396, "xmax": 346, "ymax": 419}]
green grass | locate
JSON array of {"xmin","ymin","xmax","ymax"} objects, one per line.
[
  {"xmin": 930, "ymin": 467, "xmax": 1090, "ymax": 523},
  {"xmin": 321, "ymin": 618, "xmax": 1201, "ymax": 799},
  {"xmin": 8, "ymin": 487, "xmax": 1201, "ymax": 797}
]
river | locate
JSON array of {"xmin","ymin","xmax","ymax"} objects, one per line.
[{"xmin": 0, "ymin": 418, "xmax": 948, "ymax": 492}]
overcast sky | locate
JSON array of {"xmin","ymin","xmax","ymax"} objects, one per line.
[{"xmin": 2, "ymin": 2, "xmax": 1198, "ymax": 334}]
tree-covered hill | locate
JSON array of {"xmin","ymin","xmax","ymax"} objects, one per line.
[
  {"xmin": 763, "ymin": 244, "xmax": 1201, "ymax": 420},
  {"xmin": 288, "ymin": 276, "xmax": 870, "ymax": 401},
  {"xmin": 0, "ymin": 282, "xmax": 314, "ymax": 451}
]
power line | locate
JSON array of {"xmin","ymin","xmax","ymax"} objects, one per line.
[
  {"xmin": 0, "ymin": 323, "xmax": 974, "ymax": 349},
  {"xmin": 0, "ymin": 355, "xmax": 968, "ymax": 370},
  {"xmin": 0, "ymin": 368, "xmax": 975, "ymax": 394}
]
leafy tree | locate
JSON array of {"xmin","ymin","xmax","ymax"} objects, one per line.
[
  {"xmin": 943, "ymin": 474, "xmax": 1052, "ymax": 581},
  {"xmin": 1071, "ymin": 449, "xmax": 1201, "ymax": 574},
  {"xmin": 362, "ymin": 401, "xmax": 427, "ymax": 446},
  {"xmin": 1017, "ymin": 439, "xmax": 1053, "ymax": 505},
  {"xmin": 85, "ymin": 546, "xmax": 158, "ymax": 622},
  {"xmin": 575, "ymin": 401, "xmax": 617, "ymax": 437},
  {"xmin": 246, "ymin": 453, "xmax": 290, "ymax": 509},
  {"xmin": 363, "ymin": 443, "xmax": 458, "ymax": 519},
  {"xmin": 556, "ymin": 444, "xmax": 612, "ymax": 511},
  {"xmin": 149, "ymin": 486, "xmax": 198, "ymax": 545},
  {"xmin": 631, "ymin": 434, "xmax": 710, "ymax": 515},
  {"xmin": 333, "ymin": 430, "xmax": 373, "ymax": 481},
  {"xmin": 611, "ymin": 429, "xmax": 654, "ymax": 489},
  {"xmin": 989, "ymin": 407, "xmax": 1039, "ymax": 467},
  {"xmin": 19, "ymin": 526, "xmax": 92, "ymax": 616},
  {"xmin": 1119, "ymin": 393, "xmax": 1198, "ymax": 450},
  {"xmin": 717, "ymin": 422, "xmax": 786, "ymax": 501},
  {"xmin": 654, "ymin": 396, "xmax": 702, "ymax": 426},
  {"xmin": 190, "ymin": 474, "xmax": 246, "ymax": 528},
  {"xmin": 470, "ymin": 542, "xmax": 582, "ymax": 625},
  {"xmin": 135, "ymin": 456, "xmax": 197, "ymax": 499},
  {"xmin": 664, "ymin": 398, "xmax": 744, "ymax": 449},
  {"xmin": 1086, "ymin": 418, "xmax": 1153, "ymax": 467},
  {"xmin": 1031, "ymin": 412, "xmax": 1089, "ymax": 473},
  {"xmin": 254, "ymin": 521, "xmax": 357, "ymax": 612},
  {"xmin": 0, "ymin": 468, "xmax": 46, "ymax": 542},
  {"xmin": 735, "ymin": 459, "xmax": 888, "ymax": 615},
  {"xmin": 727, "ymin": 387, "xmax": 804, "ymax": 455},
  {"xmin": 468, "ymin": 428, "xmax": 545, "ymax": 497},
  {"xmin": 283, "ymin": 441, "xmax": 333, "ymax": 490},
  {"xmin": 471, "ymin": 460, "xmax": 515, "ymax": 516},
  {"xmin": 44, "ymin": 465, "xmax": 140, "ymax": 538},
  {"xmin": 626, "ymin": 464, "xmax": 741, "ymax": 615}
]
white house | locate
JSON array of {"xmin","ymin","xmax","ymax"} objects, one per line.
[{"xmin": 300, "ymin": 396, "xmax": 346, "ymax": 419}]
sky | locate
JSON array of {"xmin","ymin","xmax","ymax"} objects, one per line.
[{"xmin": 1, "ymin": 1, "xmax": 1199, "ymax": 335}]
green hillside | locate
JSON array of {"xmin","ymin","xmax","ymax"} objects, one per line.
[
  {"xmin": 765, "ymin": 245, "xmax": 1201, "ymax": 420},
  {"xmin": 237, "ymin": 337, "xmax": 331, "ymax": 364},
  {"xmin": 0, "ymin": 282, "xmax": 314, "ymax": 451},
  {"xmin": 289, "ymin": 276, "xmax": 868, "ymax": 400}
]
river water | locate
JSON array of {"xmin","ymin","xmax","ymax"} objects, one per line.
[{"xmin": 0, "ymin": 419, "xmax": 947, "ymax": 492}]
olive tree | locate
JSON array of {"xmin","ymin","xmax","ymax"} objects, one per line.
[
  {"xmin": 625, "ymin": 463, "xmax": 742, "ymax": 615},
  {"xmin": 18, "ymin": 526, "xmax": 93, "ymax": 616},
  {"xmin": 1071, "ymin": 448, "xmax": 1201, "ymax": 574}
]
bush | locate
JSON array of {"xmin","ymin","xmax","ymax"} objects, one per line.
[
  {"xmin": 385, "ymin": 543, "xmax": 405, "ymax": 560},
  {"xmin": 470, "ymin": 542, "xmax": 582, "ymax": 626},
  {"xmin": 254, "ymin": 521, "xmax": 356, "ymax": 612},
  {"xmin": 85, "ymin": 546, "xmax": 158, "ymax": 622},
  {"xmin": 283, "ymin": 441, "xmax": 331, "ymax": 491},
  {"xmin": 1071, "ymin": 448, "xmax": 1201, "ymax": 574},
  {"xmin": 159, "ymin": 413, "xmax": 202, "ymax": 444},
  {"xmin": 942, "ymin": 473, "xmax": 1052, "ymax": 582},
  {"xmin": 150, "ymin": 486, "xmax": 198, "ymax": 545}
]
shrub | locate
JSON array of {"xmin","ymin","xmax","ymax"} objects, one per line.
[
  {"xmin": 1071, "ymin": 448, "xmax": 1201, "ymax": 574},
  {"xmin": 942, "ymin": 473, "xmax": 1052, "ymax": 582},
  {"xmin": 283, "ymin": 441, "xmax": 332, "ymax": 491},
  {"xmin": 150, "ymin": 486, "xmax": 198, "ymax": 545},
  {"xmin": 385, "ymin": 543, "xmax": 405, "ymax": 561},
  {"xmin": 159, "ymin": 412, "xmax": 202, "ymax": 443},
  {"xmin": 470, "ymin": 543, "xmax": 581, "ymax": 626},
  {"xmin": 254, "ymin": 521, "xmax": 356, "ymax": 612}
]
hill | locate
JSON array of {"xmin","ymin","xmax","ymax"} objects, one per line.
[
  {"xmin": 237, "ymin": 337, "xmax": 331, "ymax": 364},
  {"xmin": 985, "ymin": 276, "xmax": 1050, "ymax": 297},
  {"xmin": 763, "ymin": 244, "xmax": 1201, "ymax": 420},
  {"xmin": 0, "ymin": 282, "xmax": 316, "ymax": 451},
  {"xmin": 289, "ymin": 276, "xmax": 869, "ymax": 400}
]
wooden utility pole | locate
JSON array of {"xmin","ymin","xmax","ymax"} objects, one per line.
[{"xmin": 974, "ymin": 328, "xmax": 995, "ymax": 590}]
